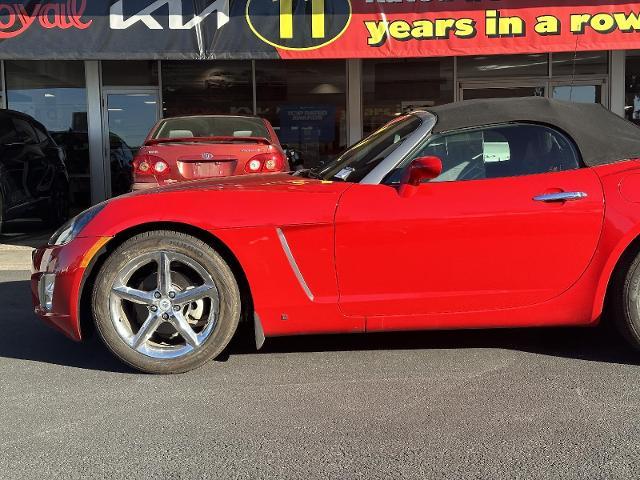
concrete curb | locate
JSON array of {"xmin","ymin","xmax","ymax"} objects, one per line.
[{"xmin": 0, "ymin": 247, "xmax": 33, "ymax": 271}]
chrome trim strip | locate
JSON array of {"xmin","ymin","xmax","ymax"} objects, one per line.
[
  {"xmin": 533, "ymin": 191, "xmax": 588, "ymax": 203},
  {"xmin": 360, "ymin": 111, "xmax": 437, "ymax": 185},
  {"xmin": 276, "ymin": 228, "xmax": 315, "ymax": 302}
]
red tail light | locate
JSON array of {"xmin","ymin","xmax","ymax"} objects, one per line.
[
  {"xmin": 133, "ymin": 154, "xmax": 171, "ymax": 177},
  {"xmin": 244, "ymin": 152, "xmax": 285, "ymax": 173}
]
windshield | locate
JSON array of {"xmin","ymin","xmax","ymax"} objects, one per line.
[
  {"xmin": 313, "ymin": 115, "xmax": 422, "ymax": 183},
  {"xmin": 153, "ymin": 116, "xmax": 271, "ymax": 141}
]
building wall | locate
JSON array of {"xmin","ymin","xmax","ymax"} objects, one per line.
[{"xmin": 0, "ymin": 51, "xmax": 629, "ymax": 208}]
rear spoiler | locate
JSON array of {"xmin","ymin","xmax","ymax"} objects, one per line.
[{"xmin": 145, "ymin": 136, "xmax": 271, "ymax": 146}]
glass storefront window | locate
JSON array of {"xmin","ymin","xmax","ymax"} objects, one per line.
[
  {"xmin": 255, "ymin": 60, "xmax": 347, "ymax": 168},
  {"xmin": 103, "ymin": 61, "xmax": 159, "ymax": 86},
  {"xmin": 0, "ymin": 61, "xmax": 4, "ymax": 108},
  {"xmin": 552, "ymin": 85, "xmax": 602, "ymax": 104},
  {"xmin": 6, "ymin": 60, "xmax": 90, "ymax": 211},
  {"xmin": 552, "ymin": 51, "xmax": 608, "ymax": 76},
  {"xmin": 458, "ymin": 54, "xmax": 548, "ymax": 78},
  {"xmin": 363, "ymin": 58, "xmax": 453, "ymax": 135},
  {"xmin": 463, "ymin": 85, "xmax": 545, "ymax": 101},
  {"xmin": 626, "ymin": 51, "xmax": 640, "ymax": 126},
  {"xmin": 162, "ymin": 61, "xmax": 253, "ymax": 117}
]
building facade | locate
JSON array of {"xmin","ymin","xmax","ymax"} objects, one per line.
[{"xmin": 0, "ymin": 1, "xmax": 639, "ymax": 214}]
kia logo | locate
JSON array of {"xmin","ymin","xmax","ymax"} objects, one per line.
[
  {"xmin": 202, "ymin": 152, "xmax": 214, "ymax": 160},
  {"xmin": 110, "ymin": 0, "xmax": 229, "ymax": 30}
]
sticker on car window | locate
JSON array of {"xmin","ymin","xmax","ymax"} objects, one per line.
[{"xmin": 334, "ymin": 167, "xmax": 355, "ymax": 181}]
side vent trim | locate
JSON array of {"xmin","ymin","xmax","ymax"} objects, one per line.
[{"xmin": 276, "ymin": 227, "xmax": 315, "ymax": 302}]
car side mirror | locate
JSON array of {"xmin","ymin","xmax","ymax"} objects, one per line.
[{"xmin": 399, "ymin": 156, "xmax": 442, "ymax": 196}]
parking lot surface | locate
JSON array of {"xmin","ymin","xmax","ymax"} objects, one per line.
[{"xmin": 2, "ymin": 264, "xmax": 640, "ymax": 479}]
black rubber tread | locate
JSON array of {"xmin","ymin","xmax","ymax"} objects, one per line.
[
  {"xmin": 0, "ymin": 190, "xmax": 4, "ymax": 234},
  {"xmin": 92, "ymin": 230, "xmax": 241, "ymax": 374},
  {"xmin": 612, "ymin": 248, "xmax": 640, "ymax": 351},
  {"xmin": 43, "ymin": 175, "xmax": 69, "ymax": 228}
]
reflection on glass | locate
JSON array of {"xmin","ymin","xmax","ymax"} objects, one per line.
[
  {"xmin": 6, "ymin": 60, "xmax": 90, "ymax": 212},
  {"xmin": 552, "ymin": 51, "xmax": 608, "ymax": 76},
  {"xmin": 106, "ymin": 93, "xmax": 159, "ymax": 197},
  {"xmin": 363, "ymin": 58, "xmax": 453, "ymax": 135},
  {"xmin": 552, "ymin": 85, "xmax": 601, "ymax": 104},
  {"xmin": 103, "ymin": 61, "xmax": 159, "ymax": 86},
  {"xmin": 0, "ymin": 62, "xmax": 4, "ymax": 108},
  {"xmin": 458, "ymin": 54, "xmax": 548, "ymax": 78},
  {"xmin": 463, "ymin": 86, "xmax": 545, "ymax": 101},
  {"xmin": 162, "ymin": 61, "xmax": 253, "ymax": 117},
  {"xmin": 255, "ymin": 60, "xmax": 347, "ymax": 168},
  {"xmin": 625, "ymin": 51, "xmax": 640, "ymax": 126}
]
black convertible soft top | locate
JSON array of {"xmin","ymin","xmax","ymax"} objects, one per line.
[{"xmin": 427, "ymin": 97, "xmax": 640, "ymax": 167}]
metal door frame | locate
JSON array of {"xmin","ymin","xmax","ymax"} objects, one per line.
[
  {"xmin": 101, "ymin": 87, "xmax": 160, "ymax": 198},
  {"xmin": 459, "ymin": 75, "xmax": 608, "ymax": 106},
  {"xmin": 458, "ymin": 78, "xmax": 548, "ymax": 101}
]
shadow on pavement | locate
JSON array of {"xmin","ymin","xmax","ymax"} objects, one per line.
[
  {"xmin": 1, "ymin": 279, "xmax": 133, "ymax": 373},
  {"xmin": 241, "ymin": 322, "xmax": 640, "ymax": 367},
  {"xmin": 2, "ymin": 277, "xmax": 639, "ymax": 373},
  {"xmin": 0, "ymin": 220, "xmax": 52, "ymax": 249}
]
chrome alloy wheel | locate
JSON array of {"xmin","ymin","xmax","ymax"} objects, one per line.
[{"xmin": 109, "ymin": 251, "xmax": 220, "ymax": 359}]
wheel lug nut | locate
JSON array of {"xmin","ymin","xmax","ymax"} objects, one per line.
[
  {"xmin": 154, "ymin": 292, "xmax": 161, "ymax": 299},
  {"xmin": 169, "ymin": 291, "xmax": 176, "ymax": 299},
  {"xmin": 162, "ymin": 313, "xmax": 169, "ymax": 320},
  {"xmin": 173, "ymin": 305, "xmax": 181, "ymax": 311},
  {"xmin": 150, "ymin": 305, "xmax": 158, "ymax": 312}
]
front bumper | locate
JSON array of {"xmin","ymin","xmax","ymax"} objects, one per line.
[{"xmin": 31, "ymin": 236, "xmax": 110, "ymax": 341}]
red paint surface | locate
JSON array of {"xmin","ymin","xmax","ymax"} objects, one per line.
[
  {"xmin": 278, "ymin": 2, "xmax": 640, "ymax": 59},
  {"xmin": 31, "ymin": 160, "xmax": 640, "ymax": 341}
]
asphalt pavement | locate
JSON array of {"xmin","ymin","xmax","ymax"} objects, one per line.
[{"xmin": 2, "ymin": 263, "xmax": 640, "ymax": 479}]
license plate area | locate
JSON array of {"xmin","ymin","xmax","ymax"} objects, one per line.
[{"xmin": 177, "ymin": 159, "xmax": 237, "ymax": 179}]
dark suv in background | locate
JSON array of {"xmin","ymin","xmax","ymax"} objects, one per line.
[{"xmin": 0, "ymin": 109, "xmax": 69, "ymax": 232}]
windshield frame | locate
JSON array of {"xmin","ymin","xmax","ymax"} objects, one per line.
[{"xmin": 309, "ymin": 111, "xmax": 437, "ymax": 185}]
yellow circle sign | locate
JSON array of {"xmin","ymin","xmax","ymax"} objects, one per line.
[{"xmin": 246, "ymin": 0, "xmax": 352, "ymax": 51}]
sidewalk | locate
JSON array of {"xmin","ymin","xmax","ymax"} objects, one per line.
[
  {"xmin": 0, "ymin": 230, "xmax": 51, "ymax": 271},
  {"xmin": 0, "ymin": 244, "xmax": 34, "ymax": 271}
]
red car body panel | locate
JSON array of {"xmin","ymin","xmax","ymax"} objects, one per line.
[
  {"xmin": 132, "ymin": 117, "xmax": 288, "ymax": 189},
  {"xmin": 335, "ymin": 168, "xmax": 605, "ymax": 317},
  {"xmin": 30, "ymin": 160, "xmax": 640, "ymax": 342},
  {"xmin": 31, "ymin": 237, "xmax": 106, "ymax": 341}
]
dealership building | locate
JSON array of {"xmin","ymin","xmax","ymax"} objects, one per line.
[{"xmin": 1, "ymin": 0, "xmax": 640, "ymax": 213}]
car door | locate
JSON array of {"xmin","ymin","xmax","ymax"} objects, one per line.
[{"xmin": 334, "ymin": 122, "xmax": 605, "ymax": 322}]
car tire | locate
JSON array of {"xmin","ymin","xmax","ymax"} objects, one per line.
[
  {"xmin": 44, "ymin": 175, "xmax": 70, "ymax": 228},
  {"xmin": 0, "ymin": 191, "xmax": 4, "ymax": 234},
  {"xmin": 92, "ymin": 230, "xmax": 241, "ymax": 374},
  {"xmin": 613, "ymin": 249, "xmax": 640, "ymax": 350}
]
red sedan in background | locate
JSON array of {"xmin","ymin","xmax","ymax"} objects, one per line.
[
  {"xmin": 31, "ymin": 98, "xmax": 640, "ymax": 374},
  {"xmin": 132, "ymin": 115, "xmax": 289, "ymax": 190}
]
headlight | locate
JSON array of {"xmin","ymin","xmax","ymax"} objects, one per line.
[{"xmin": 49, "ymin": 202, "xmax": 107, "ymax": 246}]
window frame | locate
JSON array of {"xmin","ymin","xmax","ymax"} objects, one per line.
[{"xmin": 383, "ymin": 121, "xmax": 584, "ymax": 186}]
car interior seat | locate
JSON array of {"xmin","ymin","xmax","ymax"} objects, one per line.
[
  {"xmin": 233, "ymin": 130, "xmax": 253, "ymax": 137},
  {"xmin": 168, "ymin": 129, "xmax": 195, "ymax": 138}
]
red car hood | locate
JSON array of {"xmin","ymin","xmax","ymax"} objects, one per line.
[{"xmin": 87, "ymin": 172, "xmax": 352, "ymax": 235}]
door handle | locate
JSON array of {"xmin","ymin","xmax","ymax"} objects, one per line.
[{"xmin": 533, "ymin": 191, "xmax": 588, "ymax": 203}]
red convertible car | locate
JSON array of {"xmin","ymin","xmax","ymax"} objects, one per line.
[
  {"xmin": 32, "ymin": 98, "xmax": 640, "ymax": 373},
  {"xmin": 132, "ymin": 115, "xmax": 289, "ymax": 190}
]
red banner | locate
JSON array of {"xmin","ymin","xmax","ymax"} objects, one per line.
[
  {"xmin": 271, "ymin": 1, "xmax": 640, "ymax": 59},
  {"xmin": 1, "ymin": 1, "xmax": 639, "ymax": 60}
]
